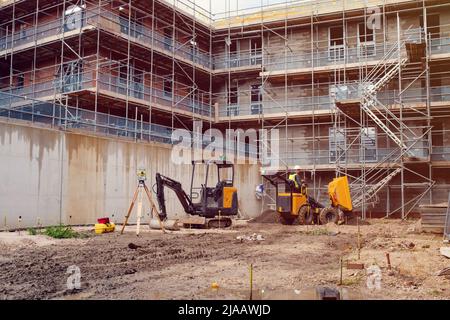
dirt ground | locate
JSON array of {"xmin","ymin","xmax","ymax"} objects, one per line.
[{"xmin": 0, "ymin": 218, "xmax": 449, "ymax": 300}]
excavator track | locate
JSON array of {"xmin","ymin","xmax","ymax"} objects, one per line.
[{"xmin": 207, "ymin": 217, "xmax": 232, "ymax": 228}]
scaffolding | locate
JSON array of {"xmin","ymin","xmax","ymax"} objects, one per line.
[
  {"xmin": 210, "ymin": 0, "xmax": 449, "ymax": 218},
  {"xmin": 2, "ymin": 0, "xmax": 450, "ymax": 217}
]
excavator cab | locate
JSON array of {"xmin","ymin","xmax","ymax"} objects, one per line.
[
  {"xmin": 192, "ymin": 160, "xmax": 238, "ymax": 218},
  {"xmin": 155, "ymin": 160, "xmax": 238, "ymax": 228}
]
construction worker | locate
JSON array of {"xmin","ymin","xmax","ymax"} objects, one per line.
[{"xmin": 289, "ymin": 165, "xmax": 307, "ymax": 195}]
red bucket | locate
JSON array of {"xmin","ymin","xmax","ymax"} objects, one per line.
[{"xmin": 97, "ymin": 217, "xmax": 110, "ymax": 224}]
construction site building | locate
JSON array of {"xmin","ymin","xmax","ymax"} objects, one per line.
[{"xmin": 1, "ymin": 0, "xmax": 450, "ymax": 220}]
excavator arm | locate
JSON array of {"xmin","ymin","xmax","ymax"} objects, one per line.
[{"xmin": 155, "ymin": 173, "xmax": 196, "ymax": 221}]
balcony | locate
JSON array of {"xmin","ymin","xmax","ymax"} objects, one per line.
[
  {"xmin": 1, "ymin": 68, "xmax": 213, "ymax": 119},
  {"xmin": 216, "ymin": 83, "xmax": 450, "ymax": 119},
  {"xmin": 430, "ymin": 35, "xmax": 450, "ymax": 56},
  {"xmin": 263, "ymin": 144, "xmax": 431, "ymax": 169},
  {"xmin": 212, "ymin": 49, "xmax": 262, "ymax": 71},
  {"xmin": 264, "ymin": 42, "xmax": 396, "ymax": 74},
  {"xmin": 0, "ymin": 91, "xmax": 256, "ymax": 158},
  {"xmin": 0, "ymin": 8, "xmax": 212, "ymax": 70}
]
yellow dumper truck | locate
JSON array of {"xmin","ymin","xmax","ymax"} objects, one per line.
[{"xmin": 262, "ymin": 173, "xmax": 352, "ymax": 225}]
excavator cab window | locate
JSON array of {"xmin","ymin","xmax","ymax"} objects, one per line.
[{"xmin": 217, "ymin": 163, "xmax": 234, "ymax": 187}]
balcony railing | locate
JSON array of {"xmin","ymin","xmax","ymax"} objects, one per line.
[
  {"xmin": 96, "ymin": 72, "xmax": 212, "ymax": 117},
  {"xmin": 213, "ymin": 50, "xmax": 262, "ymax": 70},
  {"xmin": 217, "ymin": 85, "xmax": 450, "ymax": 118},
  {"xmin": 264, "ymin": 41, "xmax": 399, "ymax": 72},
  {"xmin": 264, "ymin": 144, "xmax": 430, "ymax": 167},
  {"xmin": 1, "ymin": 71, "xmax": 213, "ymax": 118},
  {"xmin": 0, "ymin": 92, "xmax": 256, "ymax": 157}
]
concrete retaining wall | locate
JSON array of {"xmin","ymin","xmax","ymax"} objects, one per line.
[{"xmin": 0, "ymin": 120, "xmax": 262, "ymax": 228}]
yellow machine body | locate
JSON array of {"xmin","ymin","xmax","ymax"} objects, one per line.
[
  {"xmin": 328, "ymin": 176, "xmax": 352, "ymax": 211},
  {"xmin": 277, "ymin": 192, "xmax": 307, "ymax": 215},
  {"xmin": 223, "ymin": 186, "xmax": 237, "ymax": 208},
  {"xmin": 95, "ymin": 222, "xmax": 116, "ymax": 234}
]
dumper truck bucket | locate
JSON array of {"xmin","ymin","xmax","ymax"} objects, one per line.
[{"xmin": 328, "ymin": 176, "xmax": 352, "ymax": 212}]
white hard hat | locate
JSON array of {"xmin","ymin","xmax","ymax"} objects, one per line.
[{"xmin": 294, "ymin": 165, "xmax": 301, "ymax": 170}]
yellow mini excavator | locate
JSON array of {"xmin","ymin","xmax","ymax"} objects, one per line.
[
  {"xmin": 155, "ymin": 160, "xmax": 238, "ymax": 228},
  {"xmin": 262, "ymin": 173, "xmax": 352, "ymax": 225}
]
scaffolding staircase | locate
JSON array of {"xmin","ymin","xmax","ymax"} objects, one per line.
[
  {"xmin": 335, "ymin": 27, "xmax": 429, "ymax": 214},
  {"xmin": 359, "ymin": 30, "xmax": 424, "ymax": 157},
  {"xmin": 351, "ymin": 168, "xmax": 402, "ymax": 209}
]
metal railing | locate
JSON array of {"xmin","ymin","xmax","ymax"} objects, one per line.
[
  {"xmin": 263, "ymin": 143, "xmax": 430, "ymax": 167},
  {"xmin": 1, "ymin": 69, "xmax": 213, "ymax": 118},
  {"xmin": 217, "ymin": 84, "xmax": 450, "ymax": 117},
  {"xmin": 0, "ymin": 92, "xmax": 257, "ymax": 157},
  {"xmin": 213, "ymin": 49, "xmax": 262, "ymax": 70}
]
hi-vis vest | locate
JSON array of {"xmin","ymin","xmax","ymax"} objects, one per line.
[
  {"xmin": 289, "ymin": 174, "xmax": 307, "ymax": 195},
  {"xmin": 289, "ymin": 174, "xmax": 300, "ymax": 188}
]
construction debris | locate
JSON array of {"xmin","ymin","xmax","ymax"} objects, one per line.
[
  {"xmin": 440, "ymin": 247, "xmax": 450, "ymax": 259},
  {"xmin": 346, "ymin": 262, "xmax": 365, "ymax": 270},
  {"xmin": 127, "ymin": 243, "xmax": 141, "ymax": 250},
  {"xmin": 236, "ymin": 234, "xmax": 265, "ymax": 242},
  {"xmin": 437, "ymin": 267, "xmax": 450, "ymax": 276}
]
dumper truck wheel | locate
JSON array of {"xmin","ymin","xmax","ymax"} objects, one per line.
[
  {"xmin": 278, "ymin": 214, "xmax": 295, "ymax": 225},
  {"xmin": 298, "ymin": 205, "xmax": 314, "ymax": 225},
  {"xmin": 319, "ymin": 207, "xmax": 338, "ymax": 225}
]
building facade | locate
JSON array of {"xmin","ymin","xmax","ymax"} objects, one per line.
[{"xmin": 1, "ymin": 0, "xmax": 450, "ymax": 218}]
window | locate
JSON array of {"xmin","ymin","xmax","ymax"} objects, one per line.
[
  {"xmin": 361, "ymin": 127, "xmax": 377, "ymax": 162},
  {"xmin": 19, "ymin": 24, "xmax": 26, "ymax": 40},
  {"xmin": 226, "ymin": 105, "xmax": 239, "ymax": 116},
  {"xmin": 420, "ymin": 14, "xmax": 440, "ymax": 40},
  {"xmin": 118, "ymin": 64, "xmax": 128, "ymax": 85},
  {"xmin": 329, "ymin": 26, "xmax": 345, "ymax": 61},
  {"xmin": 132, "ymin": 68, "xmax": 143, "ymax": 99},
  {"xmin": 250, "ymin": 38, "xmax": 262, "ymax": 65},
  {"xmin": 163, "ymin": 78, "xmax": 172, "ymax": 98},
  {"xmin": 228, "ymin": 85, "xmax": 238, "ymax": 105},
  {"xmin": 163, "ymin": 27, "xmax": 172, "ymax": 50},
  {"xmin": 64, "ymin": 5, "xmax": 84, "ymax": 32},
  {"xmin": 190, "ymin": 42, "xmax": 198, "ymax": 62},
  {"xmin": 329, "ymin": 26, "xmax": 344, "ymax": 46},
  {"xmin": 329, "ymin": 127, "xmax": 346, "ymax": 163},
  {"xmin": 58, "ymin": 61, "xmax": 82, "ymax": 93},
  {"xmin": 227, "ymin": 39, "xmax": 239, "ymax": 68},
  {"xmin": 17, "ymin": 73, "xmax": 24, "ymax": 89},
  {"xmin": 119, "ymin": 12, "xmax": 129, "ymax": 34},
  {"xmin": 250, "ymin": 84, "xmax": 263, "ymax": 115},
  {"xmin": 358, "ymin": 22, "xmax": 376, "ymax": 57}
]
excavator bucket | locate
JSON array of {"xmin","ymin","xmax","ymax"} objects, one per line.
[
  {"xmin": 328, "ymin": 176, "xmax": 352, "ymax": 212},
  {"xmin": 149, "ymin": 218, "xmax": 180, "ymax": 231}
]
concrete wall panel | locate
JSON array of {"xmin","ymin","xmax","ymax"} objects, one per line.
[{"xmin": 0, "ymin": 120, "xmax": 262, "ymax": 228}]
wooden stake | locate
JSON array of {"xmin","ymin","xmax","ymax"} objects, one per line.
[
  {"xmin": 339, "ymin": 257, "xmax": 343, "ymax": 285},
  {"xmin": 386, "ymin": 252, "xmax": 392, "ymax": 270},
  {"xmin": 18, "ymin": 216, "xmax": 22, "ymax": 236},
  {"xmin": 249, "ymin": 264, "xmax": 253, "ymax": 300},
  {"xmin": 357, "ymin": 216, "xmax": 361, "ymax": 260}
]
